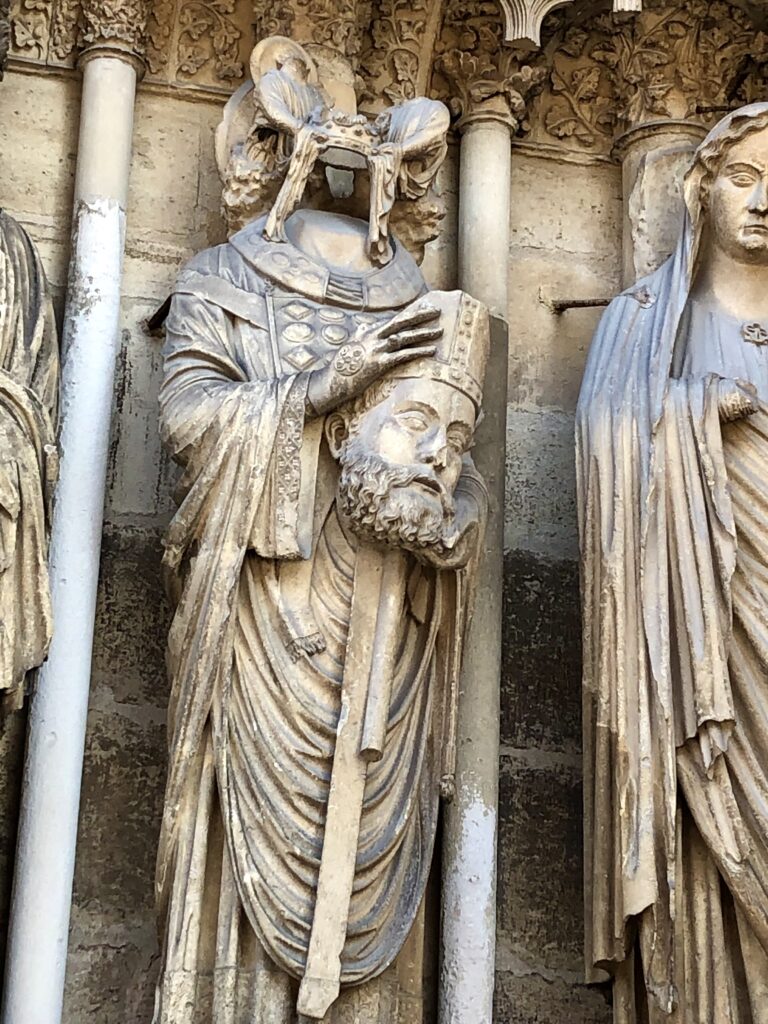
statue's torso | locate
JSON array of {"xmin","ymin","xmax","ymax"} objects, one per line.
[{"xmin": 678, "ymin": 297, "xmax": 768, "ymax": 404}]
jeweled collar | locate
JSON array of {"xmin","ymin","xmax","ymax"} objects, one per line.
[{"xmin": 228, "ymin": 215, "xmax": 425, "ymax": 311}]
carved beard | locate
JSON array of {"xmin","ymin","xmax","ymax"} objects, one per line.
[{"xmin": 336, "ymin": 440, "xmax": 455, "ymax": 554}]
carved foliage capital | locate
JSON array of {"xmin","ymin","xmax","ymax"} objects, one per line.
[
  {"xmin": 10, "ymin": 0, "xmax": 251, "ymax": 88},
  {"xmin": 432, "ymin": 0, "xmax": 545, "ymax": 131},
  {"xmin": 532, "ymin": 1, "xmax": 768, "ymax": 153},
  {"xmin": 79, "ymin": 0, "xmax": 151, "ymax": 57}
]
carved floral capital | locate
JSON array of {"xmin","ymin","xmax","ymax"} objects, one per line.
[
  {"xmin": 10, "ymin": 0, "xmax": 250, "ymax": 87},
  {"xmin": 432, "ymin": 0, "xmax": 545, "ymax": 132},
  {"xmin": 530, "ymin": 0, "xmax": 768, "ymax": 153},
  {"xmin": 79, "ymin": 0, "xmax": 151, "ymax": 61}
]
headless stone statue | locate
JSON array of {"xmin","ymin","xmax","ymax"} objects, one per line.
[
  {"xmin": 153, "ymin": 39, "xmax": 489, "ymax": 1024},
  {"xmin": 578, "ymin": 104, "xmax": 768, "ymax": 1022}
]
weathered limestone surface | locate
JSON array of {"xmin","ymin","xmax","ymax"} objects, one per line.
[
  {"xmin": 497, "ymin": 139, "xmax": 622, "ymax": 1020},
  {"xmin": 579, "ymin": 103, "xmax": 768, "ymax": 1022},
  {"xmin": 0, "ymin": 4, "xmax": 658, "ymax": 1022},
  {"xmin": 0, "ymin": 53, "xmax": 623, "ymax": 1018}
]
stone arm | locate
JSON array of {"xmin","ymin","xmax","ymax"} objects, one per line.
[
  {"xmin": 0, "ymin": 373, "xmax": 57, "ymax": 704},
  {"xmin": 0, "ymin": 213, "xmax": 59, "ymax": 707},
  {"xmin": 160, "ymin": 290, "xmax": 315, "ymax": 566},
  {"xmin": 255, "ymin": 69, "xmax": 325, "ymax": 136}
]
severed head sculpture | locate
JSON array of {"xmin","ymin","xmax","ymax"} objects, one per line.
[{"xmin": 329, "ymin": 290, "xmax": 488, "ymax": 560}]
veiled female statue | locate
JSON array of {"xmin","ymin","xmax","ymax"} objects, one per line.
[
  {"xmin": 578, "ymin": 103, "xmax": 768, "ymax": 1022},
  {"xmin": 153, "ymin": 38, "xmax": 489, "ymax": 1024},
  {"xmin": 0, "ymin": 211, "xmax": 58, "ymax": 710}
]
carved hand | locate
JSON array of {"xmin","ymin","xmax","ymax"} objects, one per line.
[
  {"xmin": 717, "ymin": 378, "xmax": 759, "ymax": 423},
  {"xmin": 306, "ymin": 305, "xmax": 442, "ymax": 416}
]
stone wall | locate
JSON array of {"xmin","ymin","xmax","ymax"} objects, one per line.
[
  {"xmin": 496, "ymin": 145, "xmax": 621, "ymax": 1023},
  {"xmin": 0, "ymin": 58, "xmax": 622, "ymax": 1024}
]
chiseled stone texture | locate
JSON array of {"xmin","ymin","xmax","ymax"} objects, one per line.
[
  {"xmin": 63, "ymin": 525, "xmax": 170, "ymax": 1022},
  {"xmin": 0, "ymin": 707, "xmax": 27, "ymax": 971},
  {"xmin": 496, "ymin": 552, "xmax": 607, "ymax": 1022},
  {"xmin": 496, "ymin": 147, "xmax": 621, "ymax": 1022},
  {"xmin": 501, "ymin": 552, "xmax": 582, "ymax": 754},
  {"xmin": 495, "ymin": 969, "xmax": 611, "ymax": 1024}
]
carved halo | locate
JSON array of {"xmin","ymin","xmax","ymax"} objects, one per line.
[
  {"xmin": 249, "ymin": 35, "xmax": 320, "ymax": 86},
  {"xmin": 495, "ymin": 0, "xmax": 641, "ymax": 46},
  {"xmin": 215, "ymin": 38, "xmax": 322, "ymax": 180}
]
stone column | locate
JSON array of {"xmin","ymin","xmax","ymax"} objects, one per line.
[
  {"xmin": 1, "ymin": 7, "xmax": 148, "ymax": 1023},
  {"xmin": 439, "ymin": 98, "xmax": 512, "ymax": 1024},
  {"xmin": 615, "ymin": 119, "xmax": 707, "ymax": 285},
  {"xmin": 457, "ymin": 110, "xmax": 513, "ymax": 316}
]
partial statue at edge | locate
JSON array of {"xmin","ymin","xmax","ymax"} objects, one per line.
[
  {"xmin": 578, "ymin": 103, "xmax": 768, "ymax": 1021},
  {"xmin": 0, "ymin": 211, "xmax": 58, "ymax": 712},
  {"xmin": 153, "ymin": 36, "xmax": 489, "ymax": 1024}
]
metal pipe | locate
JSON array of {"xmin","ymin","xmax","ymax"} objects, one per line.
[
  {"xmin": 539, "ymin": 290, "xmax": 611, "ymax": 314},
  {"xmin": 1, "ymin": 52, "xmax": 139, "ymax": 1024}
]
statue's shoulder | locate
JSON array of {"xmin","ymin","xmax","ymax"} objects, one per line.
[
  {"xmin": 174, "ymin": 224, "xmax": 270, "ymax": 300},
  {"xmin": 593, "ymin": 268, "xmax": 664, "ymax": 341},
  {"xmin": 169, "ymin": 228, "xmax": 273, "ymax": 329},
  {"xmin": 0, "ymin": 209, "xmax": 47, "ymax": 272},
  {"xmin": 176, "ymin": 236, "xmax": 253, "ymax": 286}
]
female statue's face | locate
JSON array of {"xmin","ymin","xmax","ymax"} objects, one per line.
[{"xmin": 709, "ymin": 126, "xmax": 768, "ymax": 265}]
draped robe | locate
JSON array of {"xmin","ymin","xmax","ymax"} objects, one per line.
[
  {"xmin": 153, "ymin": 216, "xmax": 478, "ymax": 1023},
  {"xmin": 0, "ymin": 211, "xmax": 58, "ymax": 708},
  {"xmin": 577, "ymin": 131, "xmax": 768, "ymax": 1020}
]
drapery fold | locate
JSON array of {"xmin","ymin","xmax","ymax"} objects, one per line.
[
  {"xmin": 0, "ymin": 211, "xmax": 58, "ymax": 705},
  {"xmin": 577, "ymin": 103, "xmax": 768, "ymax": 1020}
]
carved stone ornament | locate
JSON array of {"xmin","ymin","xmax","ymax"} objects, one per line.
[
  {"xmin": 9, "ymin": 0, "xmax": 250, "ymax": 85},
  {"xmin": 146, "ymin": 0, "xmax": 246, "ymax": 83},
  {"xmin": 79, "ymin": 0, "xmax": 150, "ymax": 54},
  {"xmin": 432, "ymin": 0, "xmax": 547, "ymax": 130},
  {"xmin": 0, "ymin": 213, "xmax": 59, "ymax": 713},
  {"xmin": 530, "ymin": 0, "xmax": 768, "ymax": 152},
  {"xmin": 153, "ymin": 37, "xmax": 490, "ymax": 1023},
  {"xmin": 496, "ymin": 0, "xmax": 641, "ymax": 47},
  {"xmin": 252, "ymin": 0, "xmax": 294, "ymax": 43},
  {"xmin": 577, "ymin": 103, "xmax": 768, "ymax": 1021},
  {"xmin": 9, "ymin": 0, "xmax": 150, "ymax": 64},
  {"xmin": 216, "ymin": 36, "xmax": 450, "ymax": 263},
  {"xmin": 358, "ymin": 0, "xmax": 438, "ymax": 109}
]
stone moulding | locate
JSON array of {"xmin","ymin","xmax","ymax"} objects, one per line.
[{"xmin": 497, "ymin": 0, "xmax": 642, "ymax": 46}]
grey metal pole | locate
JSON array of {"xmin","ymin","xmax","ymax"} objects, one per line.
[{"xmin": 2, "ymin": 51, "xmax": 139, "ymax": 1024}]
